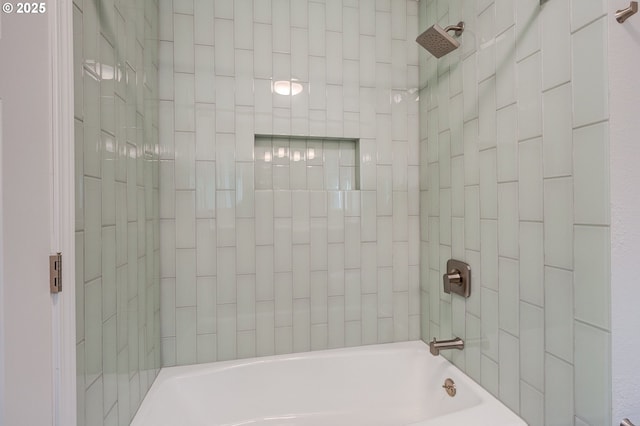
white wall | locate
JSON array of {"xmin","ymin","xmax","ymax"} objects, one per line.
[
  {"xmin": 609, "ymin": 1, "xmax": 640, "ymax": 423},
  {"xmin": 0, "ymin": 11, "xmax": 54, "ymax": 426}
]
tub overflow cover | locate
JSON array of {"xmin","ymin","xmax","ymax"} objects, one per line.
[{"xmin": 443, "ymin": 378, "xmax": 456, "ymax": 397}]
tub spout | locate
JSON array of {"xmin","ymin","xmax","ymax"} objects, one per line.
[{"xmin": 430, "ymin": 337, "xmax": 464, "ymax": 356}]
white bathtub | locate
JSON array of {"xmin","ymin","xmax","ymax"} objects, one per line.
[{"xmin": 131, "ymin": 341, "xmax": 526, "ymax": 426}]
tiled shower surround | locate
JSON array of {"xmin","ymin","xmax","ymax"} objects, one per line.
[
  {"xmin": 73, "ymin": 0, "xmax": 617, "ymax": 424},
  {"xmin": 159, "ymin": 0, "xmax": 422, "ymax": 365},
  {"xmin": 74, "ymin": 0, "xmax": 161, "ymax": 424},
  {"xmin": 419, "ymin": 1, "xmax": 611, "ymax": 425}
]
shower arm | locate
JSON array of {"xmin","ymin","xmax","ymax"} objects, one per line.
[
  {"xmin": 616, "ymin": 1, "xmax": 638, "ymax": 23},
  {"xmin": 443, "ymin": 22, "xmax": 465, "ymax": 37}
]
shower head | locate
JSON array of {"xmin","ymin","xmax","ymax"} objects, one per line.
[{"xmin": 416, "ymin": 21, "xmax": 465, "ymax": 58}]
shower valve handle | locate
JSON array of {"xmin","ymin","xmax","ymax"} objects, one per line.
[
  {"xmin": 442, "ymin": 259, "xmax": 471, "ymax": 298},
  {"xmin": 444, "ymin": 270, "xmax": 462, "ymax": 285}
]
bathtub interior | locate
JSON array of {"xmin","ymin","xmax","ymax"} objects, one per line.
[{"xmin": 132, "ymin": 342, "xmax": 524, "ymax": 426}]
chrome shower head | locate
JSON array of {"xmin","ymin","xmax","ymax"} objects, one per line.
[{"xmin": 416, "ymin": 21, "xmax": 465, "ymax": 58}]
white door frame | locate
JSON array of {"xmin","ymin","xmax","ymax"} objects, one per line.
[
  {"xmin": 0, "ymin": 1, "xmax": 75, "ymax": 422},
  {"xmin": 49, "ymin": 0, "xmax": 76, "ymax": 424}
]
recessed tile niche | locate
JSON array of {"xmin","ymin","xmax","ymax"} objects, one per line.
[{"xmin": 254, "ymin": 135, "xmax": 360, "ymax": 190}]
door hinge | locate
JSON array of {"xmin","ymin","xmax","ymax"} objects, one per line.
[{"xmin": 50, "ymin": 252, "xmax": 62, "ymax": 293}]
